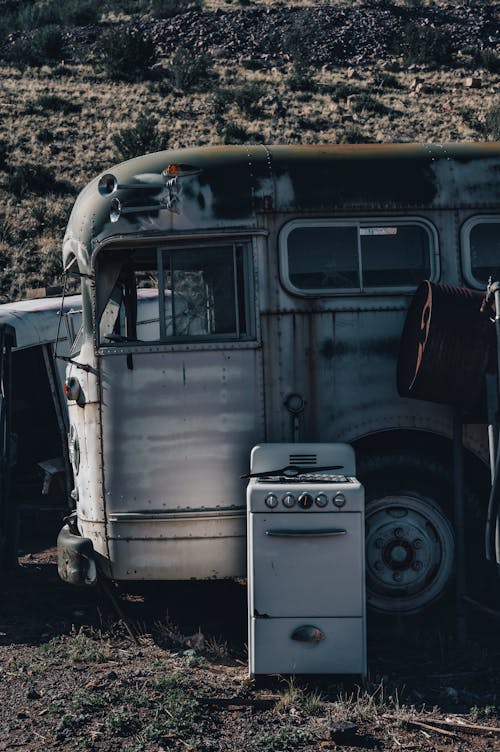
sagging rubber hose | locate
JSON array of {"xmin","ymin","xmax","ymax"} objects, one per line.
[
  {"xmin": 485, "ymin": 439, "xmax": 500, "ymax": 562},
  {"xmin": 484, "ymin": 281, "xmax": 500, "ymax": 562}
]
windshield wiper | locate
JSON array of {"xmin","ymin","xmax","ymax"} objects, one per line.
[{"xmin": 241, "ymin": 464, "xmax": 343, "ymax": 480}]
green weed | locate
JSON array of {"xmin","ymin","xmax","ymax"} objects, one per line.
[
  {"xmin": 105, "ymin": 709, "xmax": 141, "ymax": 736},
  {"xmin": 275, "ymin": 678, "xmax": 325, "ymax": 716},
  {"xmin": 250, "ymin": 724, "xmax": 316, "ymax": 750}
]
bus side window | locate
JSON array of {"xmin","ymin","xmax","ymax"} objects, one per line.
[
  {"xmin": 281, "ymin": 219, "xmax": 436, "ymax": 295},
  {"xmin": 462, "ymin": 217, "xmax": 500, "ymax": 287}
]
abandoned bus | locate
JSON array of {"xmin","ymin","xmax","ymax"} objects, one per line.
[
  {"xmin": 0, "ymin": 293, "xmax": 82, "ymax": 569},
  {"xmin": 58, "ymin": 144, "xmax": 500, "ymax": 614}
]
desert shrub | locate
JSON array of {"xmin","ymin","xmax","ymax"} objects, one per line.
[
  {"xmin": 4, "ymin": 25, "xmax": 65, "ymax": 67},
  {"xmin": 16, "ymin": 0, "xmax": 100, "ymax": 28},
  {"xmin": 286, "ymin": 62, "xmax": 315, "ymax": 93},
  {"xmin": 232, "ymin": 82, "xmax": 265, "ymax": 117},
  {"xmin": 0, "ymin": 221, "xmax": 14, "ymax": 244},
  {"xmin": 25, "ymin": 94, "xmax": 81, "ymax": 114},
  {"xmin": 36, "ymin": 128, "xmax": 55, "ymax": 144},
  {"xmin": 17, "ymin": 2, "xmax": 60, "ymax": 30},
  {"xmin": 364, "ymin": 0, "xmax": 390, "ymax": 5},
  {"xmin": 459, "ymin": 107, "xmax": 481, "ymax": 131},
  {"xmin": 282, "ymin": 14, "xmax": 319, "ymax": 70},
  {"xmin": 479, "ymin": 49, "xmax": 500, "ymax": 73},
  {"xmin": 372, "ymin": 71, "xmax": 401, "ymax": 89},
  {"xmin": 0, "ymin": 140, "xmax": 9, "ymax": 171},
  {"xmin": 398, "ymin": 23, "xmax": 453, "ymax": 66},
  {"xmin": 483, "ymin": 105, "xmax": 500, "ymax": 140},
  {"xmin": 211, "ymin": 82, "xmax": 264, "ymax": 118},
  {"xmin": 2, "ymin": 164, "xmax": 66, "ymax": 198},
  {"xmin": 113, "ymin": 114, "xmax": 167, "ymax": 160},
  {"xmin": 330, "ymin": 82, "xmax": 363, "ymax": 101},
  {"xmin": 167, "ymin": 47, "xmax": 216, "ymax": 90},
  {"xmin": 58, "ymin": 0, "xmax": 100, "ymax": 25},
  {"xmin": 150, "ymin": 0, "xmax": 202, "ymax": 18},
  {"xmin": 349, "ymin": 93, "xmax": 388, "ymax": 115},
  {"xmin": 210, "ymin": 88, "xmax": 234, "ymax": 120},
  {"xmin": 221, "ymin": 123, "xmax": 248, "ymax": 144},
  {"xmin": 99, "ymin": 28, "xmax": 157, "ymax": 81},
  {"xmin": 337, "ymin": 127, "xmax": 372, "ymax": 144}
]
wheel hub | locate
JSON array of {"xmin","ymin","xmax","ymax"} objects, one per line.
[{"xmin": 365, "ymin": 495, "xmax": 455, "ymax": 613}]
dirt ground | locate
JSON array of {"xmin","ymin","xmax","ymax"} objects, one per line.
[{"xmin": 0, "ymin": 533, "xmax": 499, "ymax": 752}]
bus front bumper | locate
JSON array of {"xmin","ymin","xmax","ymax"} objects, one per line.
[{"xmin": 57, "ymin": 521, "xmax": 97, "ymax": 586}]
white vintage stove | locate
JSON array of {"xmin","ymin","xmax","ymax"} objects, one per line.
[{"xmin": 247, "ymin": 443, "xmax": 366, "ymax": 676}]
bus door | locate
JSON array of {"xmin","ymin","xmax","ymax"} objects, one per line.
[{"xmin": 96, "ymin": 242, "xmax": 264, "ymax": 525}]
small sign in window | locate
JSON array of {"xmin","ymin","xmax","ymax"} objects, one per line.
[{"xmin": 360, "ymin": 227, "xmax": 398, "ymax": 236}]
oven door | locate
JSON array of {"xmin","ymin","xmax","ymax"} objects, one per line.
[{"xmin": 249, "ymin": 512, "xmax": 363, "ymax": 617}]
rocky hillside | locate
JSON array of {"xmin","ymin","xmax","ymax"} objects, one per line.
[{"xmin": 0, "ymin": 0, "xmax": 498, "ymax": 299}]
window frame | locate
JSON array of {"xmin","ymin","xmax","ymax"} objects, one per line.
[
  {"xmin": 279, "ymin": 217, "xmax": 439, "ymax": 297},
  {"xmin": 461, "ymin": 214, "xmax": 500, "ymax": 290},
  {"xmin": 94, "ymin": 239, "xmax": 255, "ymax": 348}
]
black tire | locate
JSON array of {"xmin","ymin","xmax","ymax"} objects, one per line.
[{"xmin": 357, "ymin": 450, "xmax": 490, "ymax": 616}]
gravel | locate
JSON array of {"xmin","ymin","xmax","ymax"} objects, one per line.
[{"xmin": 6, "ymin": 4, "xmax": 499, "ymax": 68}]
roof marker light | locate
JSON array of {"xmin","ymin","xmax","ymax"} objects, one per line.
[{"xmin": 163, "ymin": 163, "xmax": 201, "ymax": 178}]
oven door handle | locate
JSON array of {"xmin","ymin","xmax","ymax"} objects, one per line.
[{"xmin": 264, "ymin": 528, "xmax": 347, "ymax": 537}]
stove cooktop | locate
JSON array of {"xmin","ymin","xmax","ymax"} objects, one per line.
[{"xmin": 257, "ymin": 474, "xmax": 352, "ymax": 484}]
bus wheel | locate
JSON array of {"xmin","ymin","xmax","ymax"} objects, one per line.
[
  {"xmin": 358, "ymin": 451, "xmax": 479, "ymax": 615},
  {"xmin": 365, "ymin": 493, "xmax": 454, "ymax": 614}
]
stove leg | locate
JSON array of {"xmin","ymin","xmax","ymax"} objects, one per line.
[{"xmin": 453, "ymin": 407, "xmax": 466, "ymax": 646}]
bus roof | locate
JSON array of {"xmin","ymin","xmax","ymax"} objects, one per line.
[
  {"xmin": 63, "ymin": 143, "xmax": 500, "ymax": 272},
  {"xmin": 0, "ymin": 295, "xmax": 81, "ymax": 350}
]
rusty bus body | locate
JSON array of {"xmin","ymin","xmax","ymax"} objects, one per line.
[{"xmin": 58, "ymin": 144, "xmax": 500, "ymax": 614}]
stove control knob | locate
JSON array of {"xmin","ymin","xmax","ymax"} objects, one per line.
[
  {"xmin": 298, "ymin": 492, "xmax": 314, "ymax": 509},
  {"xmin": 264, "ymin": 493, "xmax": 278, "ymax": 509},
  {"xmin": 315, "ymin": 493, "xmax": 328, "ymax": 508},
  {"xmin": 282, "ymin": 493, "xmax": 296, "ymax": 508},
  {"xmin": 333, "ymin": 492, "xmax": 346, "ymax": 508}
]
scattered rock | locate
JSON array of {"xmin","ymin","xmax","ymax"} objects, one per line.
[
  {"xmin": 465, "ymin": 76, "xmax": 482, "ymax": 88},
  {"xmin": 26, "ymin": 688, "xmax": 40, "ymax": 700},
  {"xmin": 410, "ymin": 76, "xmax": 424, "ymax": 90},
  {"xmin": 415, "ymin": 83, "xmax": 434, "ymax": 94},
  {"xmin": 5, "ymin": 5, "xmax": 497, "ymax": 69}
]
